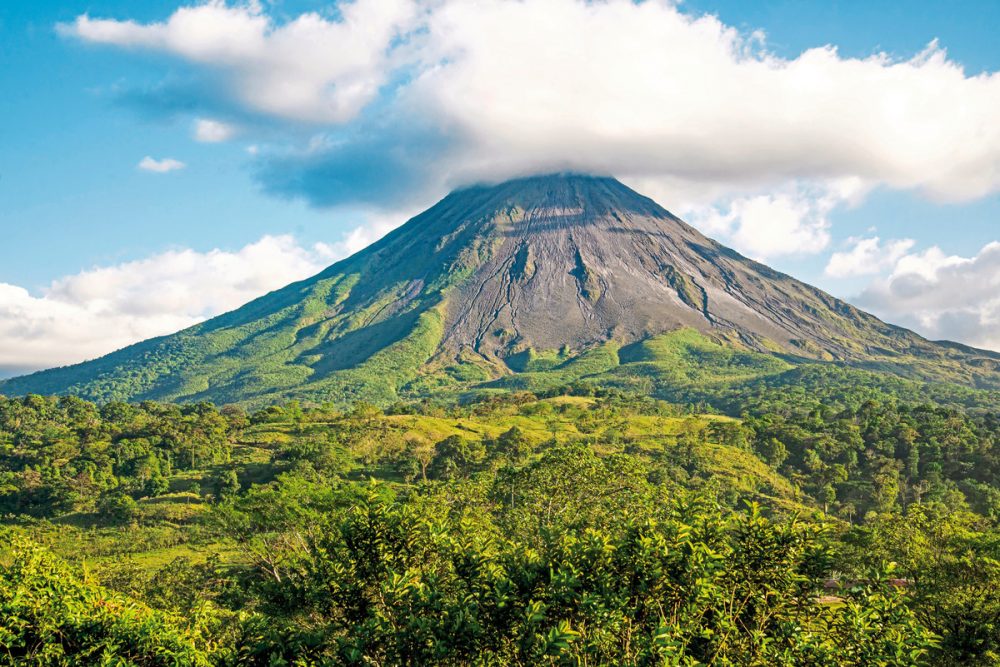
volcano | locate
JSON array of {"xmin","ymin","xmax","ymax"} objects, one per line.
[{"xmin": 4, "ymin": 174, "xmax": 998, "ymax": 405}]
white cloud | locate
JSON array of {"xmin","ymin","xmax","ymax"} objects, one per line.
[
  {"xmin": 138, "ymin": 156, "xmax": 186, "ymax": 172},
  {"xmin": 825, "ymin": 236, "xmax": 916, "ymax": 278},
  {"xmin": 62, "ymin": 0, "xmax": 419, "ymax": 123},
  {"xmin": 319, "ymin": 212, "xmax": 406, "ymax": 258},
  {"xmin": 194, "ymin": 118, "xmax": 237, "ymax": 142},
  {"xmin": 63, "ymin": 1, "xmax": 1000, "ymax": 204},
  {"xmin": 52, "ymin": 0, "xmax": 1000, "ymax": 311},
  {"xmin": 856, "ymin": 241, "xmax": 1000, "ymax": 351},
  {"xmin": 680, "ymin": 181, "xmax": 865, "ymax": 259},
  {"xmin": 413, "ymin": 6, "xmax": 1000, "ymax": 203},
  {"xmin": 0, "ymin": 235, "xmax": 347, "ymax": 375}
]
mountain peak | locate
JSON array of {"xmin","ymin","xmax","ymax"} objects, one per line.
[
  {"xmin": 445, "ymin": 172, "xmax": 667, "ymax": 219},
  {"xmin": 458, "ymin": 172, "xmax": 622, "ymax": 193},
  {"xmin": 4, "ymin": 174, "xmax": 997, "ymax": 405}
]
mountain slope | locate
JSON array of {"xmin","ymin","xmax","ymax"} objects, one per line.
[{"xmin": 4, "ymin": 174, "xmax": 999, "ymax": 406}]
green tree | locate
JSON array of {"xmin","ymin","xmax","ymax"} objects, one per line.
[
  {"xmin": 213, "ymin": 469, "xmax": 241, "ymax": 501},
  {"xmin": 97, "ymin": 491, "xmax": 140, "ymax": 525}
]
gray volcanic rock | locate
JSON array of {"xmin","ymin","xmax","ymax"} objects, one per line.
[{"xmin": 435, "ymin": 175, "xmax": 934, "ymax": 362}]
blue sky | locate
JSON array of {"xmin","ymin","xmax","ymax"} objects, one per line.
[
  {"xmin": 2, "ymin": 1, "xmax": 341, "ymax": 286},
  {"xmin": 1, "ymin": 0, "xmax": 999, "ymax": 374}
]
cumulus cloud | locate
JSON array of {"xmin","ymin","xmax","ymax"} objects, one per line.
[
  {"xmin": 138, "ymin": 156, "xmax": 186, "ymax": 172},
  {"xmin": 685, "ymin": 187, "xmax": 834, "ymax": 260},
  {"xmin": 0, "ymin": 235, "xmax": 352, "ymax": 376},
  {"xmin": 413, "ymin": 5, "xmax": 1000, "ymax": 202},
  {"xmin": 856, "ymin": 241, "xmax": 1000, "ymax": 351},
  {"xmin": 825, "ymin": 236, "xmax": 916, "ymax": 278},
  {"xmin": 64, "ymin": 0, "xmax": 1000, "ymax": 211},
  {"xmin": 194, "ymin": 118, "xmax": 237, "ymax": 142},
  {"xmin": 62, "ymin": 0, "xmax": 419, "ymax": 123},
  {"xmin": 52, "ymin": 0, "xmax": 1000, "ymax": 302}
]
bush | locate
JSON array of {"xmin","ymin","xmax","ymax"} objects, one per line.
[
  {"xmin": 97, "ymin": 491, "xmax": 141, "ymax": 525},
  {"xmin": 0, "ymin": 536, "xmax": 215, "ymax": 666}
]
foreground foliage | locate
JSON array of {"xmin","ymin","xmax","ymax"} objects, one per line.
[
  {"xmin": 227, "ymin": 479, "xmax": 936, "ymax": 666},
  {"xmin": 2, "ymin": 485, "xmax": 935, "ymax": 666},
  {"xmin": 1, "ymin": 389, "xmax": 998, "ymax": 663},
  {"xmin": 0, "ymin": 536, "xmax": 214, "ymax": 666}
]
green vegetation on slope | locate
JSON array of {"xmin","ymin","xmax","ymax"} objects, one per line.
[{"xmin": 430, "ymin": 329, "xmax": 1000, "ymax": 415}]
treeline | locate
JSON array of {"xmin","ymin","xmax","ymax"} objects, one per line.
[
  {"xmin": 3, "ymin": 390, "xmax": 1000, "ymax": 525},
  {"xmin": 0, "ymin": 396, "xmax": 243, "ymax": 517},
  {"xmin": 745, "ymin": 399, "xmax": 1000, "ymax": 521},
  {"xmin": 0, "ymin": 391, "xmax": 679, "ymax": 520},
  {"xmin": 637, "ymin": 364, "xmax": 1000, "ymax": 416}
]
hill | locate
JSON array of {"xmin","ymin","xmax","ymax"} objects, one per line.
[{"xmin": 4, "ymin": 174, "xmax": 999, "ymax": 406}]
